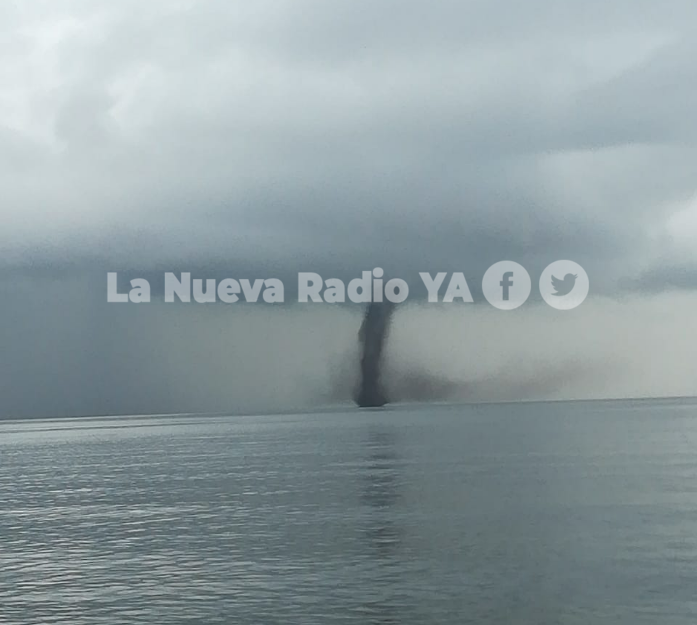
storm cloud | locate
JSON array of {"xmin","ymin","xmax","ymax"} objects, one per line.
[{"xmin": 2, "ymin": 1, "xmax": 697, "ymax": 417}]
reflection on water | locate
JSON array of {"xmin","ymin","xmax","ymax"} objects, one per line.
[
  {"xmin": 362, "ymin": 427, "xmax": 400, "ymax": 556},
  {"xmin": 361, "ymin": 426, "xmax": 401, "ymax": 624},
  {"xmin": 3, "ymin": 401, "xmax": 697, "ymax": 624}
]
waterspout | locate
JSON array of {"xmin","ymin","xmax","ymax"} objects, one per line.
[{"xmin": 354, "ymin": 302, "xmax": 395, "ymax": 407}]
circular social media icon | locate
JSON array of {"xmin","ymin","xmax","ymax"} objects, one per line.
[
  {"xmin": 539, "ymin": 260, "xmax": 589, "ymax": 310},
  {"xmin": 482, "ymin": 261, "xmax": 531, "ymax": 310}
]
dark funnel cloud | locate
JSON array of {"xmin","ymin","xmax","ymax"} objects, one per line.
[{"xmin": 355, "ymin": 302, "xmax": 395, "ymax": 408}]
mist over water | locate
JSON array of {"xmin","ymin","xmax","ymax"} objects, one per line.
[{"xmin": 5, "ymin": 281, "xmax": 697, "ymax": 419}]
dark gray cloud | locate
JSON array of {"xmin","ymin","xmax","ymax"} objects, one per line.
[{"xmin": 2, "ymin": 1, "xmax": 697, "ymax": 416}]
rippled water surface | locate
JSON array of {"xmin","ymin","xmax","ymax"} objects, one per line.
[{"xmin": 3, "ymin": 400, "xmax": 697, "ymax": 624}]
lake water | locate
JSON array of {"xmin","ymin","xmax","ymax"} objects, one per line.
[{"xmin": 2, "ymin": 399, "xmax": 697, "ymax": 624}]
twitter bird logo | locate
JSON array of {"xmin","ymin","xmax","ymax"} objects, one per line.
[
  {"xmin": 540, "ymin": 261, "xmax": 588, "ymax": 309},
  {"xmin": 551, "ymin": 273, "xmax": 577, "ymax": 296}
]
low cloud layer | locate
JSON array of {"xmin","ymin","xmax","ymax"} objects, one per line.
[{"xmin": 2, "ymin": 1, "xmax": 697, "ymax": 417}]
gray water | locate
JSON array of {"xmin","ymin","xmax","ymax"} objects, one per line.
[{"xmin": 2, "ymin": 400, "xmax": 697, "ymax": 624}]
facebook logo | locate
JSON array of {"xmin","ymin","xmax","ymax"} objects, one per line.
[
  {"xmin": 482, "ymin": 262, "xmax": 531, "ymax": 310},
  {"xmin": 500, "ymin": 271, "xmax": 514, "ymax": 301}
]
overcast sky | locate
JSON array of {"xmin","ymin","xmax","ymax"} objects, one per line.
[{"xmin": 3, "ymin": 1, "xmax": 697, "ymax": 418}]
